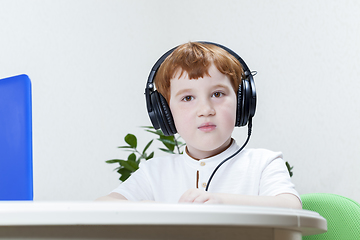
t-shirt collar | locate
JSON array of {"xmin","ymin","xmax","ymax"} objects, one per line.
[{"xmin": 183, "ymin": 139, "xmax": 240, "ymax": 169}]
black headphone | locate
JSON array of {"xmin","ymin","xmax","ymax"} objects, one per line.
[{"xmin": 145, "ymin": 41, "xmax": 256, "ymax": 136}]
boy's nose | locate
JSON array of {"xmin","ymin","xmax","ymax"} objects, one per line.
[{"xmin": 197, "ymin": 100, "xmax": 215, "ymax": 117}]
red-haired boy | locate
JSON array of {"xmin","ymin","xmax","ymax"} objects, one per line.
[{"xmin": 99, "ymin": 42, "xmax": 301, "ymax": 209}]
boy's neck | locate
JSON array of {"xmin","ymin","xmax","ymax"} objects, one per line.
[{"xmin": 186, "ymin": 138, "xmax": 233, "ymax": 160}]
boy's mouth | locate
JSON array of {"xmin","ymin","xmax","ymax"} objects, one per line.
[{"xmin": 198, "ymin": 122, "xmax": 216, "ymax": 132}]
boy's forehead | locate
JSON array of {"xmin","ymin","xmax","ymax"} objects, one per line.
[
  {"xmin": 171, "ymin": 64, "xmax": 224, "ymax": 81},
  {"xmin": 170, "ymin": 65, "xmax": 231, "ymax": 90}
]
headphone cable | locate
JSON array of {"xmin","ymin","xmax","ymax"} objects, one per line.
[{"xmin": 205, "ymin": 118, "xmax": 253, "ymax": 192}]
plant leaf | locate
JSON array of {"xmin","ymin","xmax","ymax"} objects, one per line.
[
  {"xmin": 142, "ymin": 139, "xmax": 154, "ymax": 154},
  {"xmin": 158, "ymin": 135, "xmax": 175, "ymax": 151},
  {"xmin": 162, "ymin": 141, "xmax": 175, "ymax": 151},
  {"xmin": 119, "ymin": 160, "xmax": 139, "ymax": 172},
  {"xmin": 105, "ymin": 159, "xmax": 123, "ymax": 164},
  {"xmin": 145, "ymin": 129, "xmax": 164, "ymax": 136},
  {"xmin": 146, "ymin": 151, "xmax": 154, "ymax": 160},
  {"xmin": 127, "ymin": 159, "xmax": 139, "ymax": 170},
  {"xmin": 125, "ymin": 134, "xmax": 137, "ymax": 148},
  {"xmin": 285, "ymin": 161, "xmax": 293, "ymax": 177},
  {"xmin": 121, "ymin": 149, "xmax": 138, "ymax": 153},
  {"xmin": 159, "ymin": 134, "xmax": 174, "ymax": 140},
  {"xmin": 175, "ymin": 141, "xmax": 184, "ymax": 146},
  {"xmin": 140, "ymin": 126, "xmax": 154, "ymax": 129},
  {"xmin": 157, "ymin": 138, "xmax": 176, "ymax": 146},
  {"xmin": 118, "ymin": 168, "xmax": 132, "ymax": 182},
  {"xmin": 117, "ymin": 146, "xmax": 133, "ymax": 149},
  {"xmin": 128, "ymin": 153, "xmax": 136, "ymax": 161},
  {"xmin": 159, "ymin": 148, "xmax": 175, "ymax": 154}
]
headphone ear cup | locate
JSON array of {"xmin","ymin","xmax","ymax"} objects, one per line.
[
  {"xmin": 236, "ymin": 80, "xmax": 251, "ymax": 127},
  {"xmin": 235, "ymin": 85, "xmax": 243, "ymax": 127},
  {"xmin": 151, "ymin": 91, "xmax": 177, "ymax": 136},
  {"xmin": 158, "ymin": 93, "xmax": 177, "ymax": 135},
  {"xmin": 248, "ymin": 74, "xmax": 256, "ymax": 118}
]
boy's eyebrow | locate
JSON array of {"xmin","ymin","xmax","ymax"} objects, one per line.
[
  {"xmin": 173, "ymin": 84, "xmax": 231, "ymax": 98},
  {"xmin": 212, "ymin": 84, "xmax": 231, "ymax": 90},
  {"xmin": 173, "ymin": 88, "xmax": 192, "ymax": 98}
]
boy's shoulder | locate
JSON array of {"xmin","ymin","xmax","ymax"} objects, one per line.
[
  {"xmin": 139, "ymin": 153, "xmax": 184, "ymax": 167},
  {"xmin": 242, "ymin": 147, "xmax": 282, "ymax": 155},
  {"xmin": 240, "ymin": 148, "xmax": 283, "ymax": 163}
]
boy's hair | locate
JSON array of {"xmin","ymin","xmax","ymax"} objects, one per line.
[{"xmin": 154, "ymin": 42, "xmax": 244, "ymax": 102}]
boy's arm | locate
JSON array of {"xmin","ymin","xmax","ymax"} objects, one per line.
[
  {"xmin": 95, "ymin": 192, "xmax": 128, "ymax": 201},
  {"xmin": 179, "ymin": 189, "xmax": 302, "ymax": 209}
]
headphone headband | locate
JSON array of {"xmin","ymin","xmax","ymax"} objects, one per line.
[{"xmin": 146, "ymin": 41, "xmax": 251, "ymax": 85}]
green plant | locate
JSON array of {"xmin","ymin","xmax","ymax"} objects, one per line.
[
  {"xmin": 106, "ymin": 126, "xmax": 185, "ymax": 182},
  {"xmin": 286, "ymin": 161, "xmax": 294, "ymax": 177},
  {"xmin": 106, "ymin": 126, "xmax": 294, "ymax": 181}
]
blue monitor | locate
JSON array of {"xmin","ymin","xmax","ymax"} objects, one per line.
[{"xmin": 0, "ymin": 74, "xmax": 33, "ymax": 200}]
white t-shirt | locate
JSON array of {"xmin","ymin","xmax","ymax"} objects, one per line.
[{"xmin": 112, "ymin": 140, "xmax": 299, "ymax": 203}]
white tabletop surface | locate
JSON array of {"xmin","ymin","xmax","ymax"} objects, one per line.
[
  {"xmin": 0, "ymin": 201, "xmax": 326, "ymax": 234},
  {"xmin": 0, "ymin": 201, "xmax": 327, "ymax": 240}
]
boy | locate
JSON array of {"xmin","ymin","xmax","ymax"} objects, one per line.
[{"xmin": 98, "ymin": 42, "xmax": 301, "ymax": 208}]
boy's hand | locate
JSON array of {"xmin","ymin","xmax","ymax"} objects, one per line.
[
  {"xmin": 179, "ymin": 190, "xmax": 302, "ymax": 208},
  {"xmin": 178, "ymin": 189, "xmax": 222, "ymax": 204}
]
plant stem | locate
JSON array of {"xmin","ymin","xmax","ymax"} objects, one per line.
[
  {"xmin": 134, "ymin": 148, "xmax": 147, "ymax": 160},
  {"xmin": 174, "ymin": 136, "xmax": 181, "ymax": 154}
]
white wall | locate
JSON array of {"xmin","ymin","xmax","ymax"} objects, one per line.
[{"xmin": 0, "ymin": 0, "xmax": 359, "ymax": 202}]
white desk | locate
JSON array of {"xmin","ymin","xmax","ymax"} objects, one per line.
[{"xmin": 0, "ymin": 201, "xmax": 326, "ymax": 240}]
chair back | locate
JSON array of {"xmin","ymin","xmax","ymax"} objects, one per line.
[{"xmin": 301, "ymin": 193, "xmax": 360, "ymax": 240}]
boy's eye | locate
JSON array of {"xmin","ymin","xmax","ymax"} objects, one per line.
[
  {"xmin": 182, "ymin": 96, "xmax": 194, "ymax": 102},
  {"xmin": 212, "ymin": 92, "xmax": 224, "ymax": 98}
]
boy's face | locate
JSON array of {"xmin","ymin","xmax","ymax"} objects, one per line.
[{"xmin": 169, "ymin": 64, "xmax": 237, "ymax": 159}]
